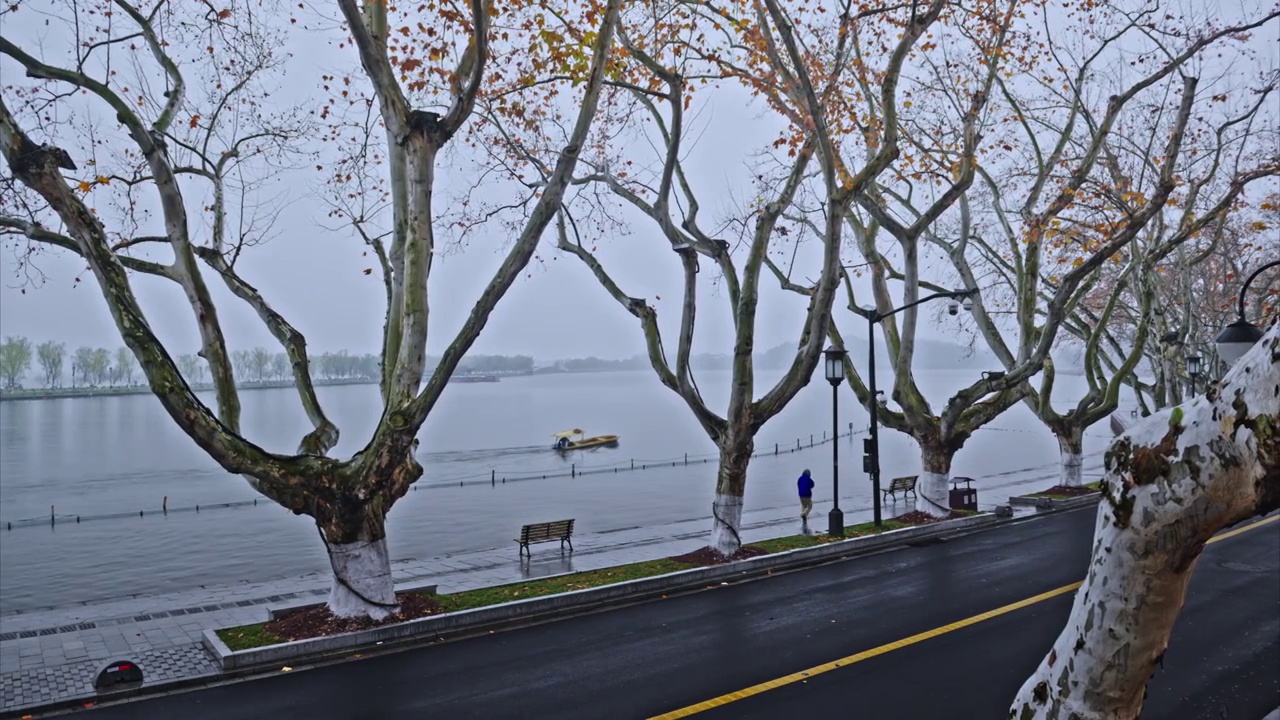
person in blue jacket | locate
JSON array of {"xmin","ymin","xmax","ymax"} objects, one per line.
[{"xmin": 797, "ymin": 469, "xmax": 814, "ymax": 520}]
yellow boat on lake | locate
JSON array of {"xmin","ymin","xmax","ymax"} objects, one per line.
[{"xmin": 553, "ymin": 429, "xmax": 620, "ymax": 451}]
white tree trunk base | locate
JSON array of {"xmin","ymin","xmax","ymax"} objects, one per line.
[
  {"xmin": 917, "ymin": 471, "xmax": 951, "ymax": 517},
  {"xmin": 327, "ymin": 537, "xmax": 399, "ymax": 620},
  {"xmin": 710, "ymin": 493, "xmax": 744, "ymax": 556},
  {"xmin": 1059, "ymin": 449, "xmax": 1084, "ymax": 487}
]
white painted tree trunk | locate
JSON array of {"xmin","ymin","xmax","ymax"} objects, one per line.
[
  {"xmin": 917, "ymin": 471, "xmax": 952, "ymax": 517},
  {"xmin": 917, "ymin": 443, "xmax": 954, "ymax": 518},
  {"xmin": 708, "ymin": 438, "xmax": 753, "ymax": 556},
  {"xmin": 326, "ymin": 537, "xmax": 399, "ymax": 620},
  {"xmin": 1011, "ymin": 326, "xmax": 1279, "ymax": 719},
  {"xmin": 1058, "ymin": 429, "xmax": 1085, "ymax": 487},
  {"xmin": 710, "ymin": 493, "xmax": 745, "ymax": 556}
]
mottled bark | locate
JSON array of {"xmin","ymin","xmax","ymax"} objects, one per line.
[
  {"xmin": 710, "ymin": 436, "xmax": 754, "ymax": 557},
  {"xmin": 1011, "ymin": 324, "xmax": 1279, "ymax": 719},
  {"xmin": 1057, "ymin": 426, "xmax": 1085, "ymax": 487},
  {"xmin": 918, "ymin": 436, "xmax": 956, "ymax": 517}
]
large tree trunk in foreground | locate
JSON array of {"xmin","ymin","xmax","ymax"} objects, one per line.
[
  {"xmin": 1011, "ymin": 325, "xmax": 1279, "ymax": 720},
  {"xmin": 710, "ymin": 437, "xmax": 754, "ymax": 557},
  {"xmin": 917, "ymin": 437, "xmax": 955, "ymax": 518},
  {"xmin": 1057, "ymin": 426, "xmax": 1085, "ymax": 487},
  {"xmin": 318, "ymin": 502, "xmax": 399, "ymax": 620}
]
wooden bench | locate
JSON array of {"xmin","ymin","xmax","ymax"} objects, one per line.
[
  {"xmin": 516, "ymin": 519, "xmax": 575, "ymax": 558},
  {"xmin": 883, "ymin": 475, "xmax": 918, "ymax": 500}
]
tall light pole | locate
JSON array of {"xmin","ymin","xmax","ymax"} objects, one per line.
[
  {"xmin": 824, "ymin": 346, "xmax": 848, "ymax": 537},
  {"xmin": 865, "ymin": 288, "xmax": 978, "ymax": 527},
  {"xmin": 1185, "ymin": 353, "xmax": 1202, "ymax": 396},
  {"xmin": 1214, "ymin": 260, "xmax": 1278, "ymax": 367}
]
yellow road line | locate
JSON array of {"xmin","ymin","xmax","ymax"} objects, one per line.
[{"xmin": 649, "ymin": 513, "xmax": 1278, "ymax": 720}]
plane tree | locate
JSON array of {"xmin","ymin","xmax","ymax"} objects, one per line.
[{"xmin": 0, "ymin": 0, "xmax": 622, "ymax": 618}]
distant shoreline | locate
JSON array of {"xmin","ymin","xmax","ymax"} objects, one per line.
[{"xmin": 0, "ymin": 373, "xmax": 532, "ymax": 403}]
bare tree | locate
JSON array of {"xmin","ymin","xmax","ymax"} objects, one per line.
[
  {"xmin": 36, "ymin": 340, "xmax": 64, "ymax": 388},
  {"xmin": 113, "ymin": 347, "xmax": 137, "ymax": 387},
  {"xmin": 537, "ymin": 0, "xmax": 965, "ymax": 555},
  {"xmin": 1012, "ymin": 323, "xmax": 1279, "ymax": 718},
  {"xmin": 0, "ymin": 336, "xmax": 32, "ymax": 389},
  {"xmin": 773, "ymin": 2, "xmax": 1279, "ymax": 514},
  {"xmin": 1, "ymin": 0, "xmax": 622, "ymax": 619}
]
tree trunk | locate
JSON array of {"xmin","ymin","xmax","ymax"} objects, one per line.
[
  {"xmin": 709, "ymin": 437, "xmax": 754, "ymax": 557},
  {"xmin": 316, "ymin": 498, "xmax": 399, "ymax": 620},
  {"xmin": 1057, "ymin": 426, "xmax": 1085, "ymax": 487},
  {"xmin": 917, "ymin": 437, "xmax": 954, "ymax": 518},
  {"xmin": 1011, "ymin": 327, "xmax": 1279, "ymax": 719}
]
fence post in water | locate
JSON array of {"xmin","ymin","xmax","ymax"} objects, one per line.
[
  {"xmin": 797, "ymin": 439, "xmax": 801, "ymax": 450},
  {"xmin": 163, "ymin": 496, "xmax": 168, "ymax": 515},
  {"xmin": 775, "ymin": 443, "xmax": 778, "ymax": 455},
  {"xmin": 491, "ymin": 470, "xmax": 496, "ymax": 487},
  {"xmin": 684, "ymin": 453, "xmax": 688, "ymax": 466},
  {"xmin": 809, "ymin": 434, "xmax": 813, "ymax": 447},
  {"xmin": 51, "ymin": 505, "xmax": 55, "ymax": 526},
  {"xmin": 631, "ymin": 459, "xmax": 634, "ymax": 470},
  {"xmin": 572, "ymin": 464, "xmax": 576, "ymax": 478}
]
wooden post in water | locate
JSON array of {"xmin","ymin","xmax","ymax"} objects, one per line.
[
  {"xmin": 572, "ymin": 463, "xmax": 576, "ymax": 478},
  {"xmin": 492, "ymin": 470, "xmax": 496, "ymax": 487},
  {"xmin": 50, "ymin": 505, "xmax": 55, "ymax": 526},
  {"xmin": 163, "ymin": 496, "xmax": 168, "ymax": 515}
]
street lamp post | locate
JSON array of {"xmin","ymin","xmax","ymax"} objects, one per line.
[
  {"xmin": 1214, "ymin": 260, "xmax": 1278, "ymax": 367},
  {"xmin": 824, "ymin": 346, "xmax": 847, "ymax": 537},
  {"xmin": 865, "ymin": 288, "xmax": 978, "ymax": 527},
  {"xmin": 1185, "ymin": 353, "xmax": 1202, "ymax": 396}
]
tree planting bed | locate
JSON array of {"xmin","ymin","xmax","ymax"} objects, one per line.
[{"xmin": 216, "ymin": 514, "xmax": 939, "ymax": 651}]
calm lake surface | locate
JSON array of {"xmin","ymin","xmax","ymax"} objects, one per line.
[{"xmin": 0, "ymin": 368, "xmax": 1112, "ymax": 612}]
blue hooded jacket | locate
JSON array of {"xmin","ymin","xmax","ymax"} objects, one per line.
[{"xmin": 797, "ymin": 470, "xmax": 814, "ymax": 498}]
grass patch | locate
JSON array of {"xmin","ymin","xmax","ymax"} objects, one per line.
[
  {"xmin": 437, "ymin": 558, "xmax": 694, "ymax": 613},
  {"xmin": 747, "ymin": 519, "xmax": 911, "ymax": 554},
  {"xmin": 215, "ymin": 515, "xmax": 943, "ymax": 651},
  {"xmin": 217, "ymin": 623, "xmax": 287, "ymax": 652},
  {"xmin": 216, "ymin": 560, "xmax": 695, "ymax": 651}
]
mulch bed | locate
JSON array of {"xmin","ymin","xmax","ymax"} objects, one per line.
[
  {"xmin": 1036, "ymin": 485, "xmax": 1098, "ymax": 497},
  {"xmin": 893, "ymin": 510, "xmax": 971, "ymax": 526},
  {"xmin": 670, "ymin": 545, "xmax": 770, "ymax": 566},
  {"xmin": 264, "ymin": 592, "xmax": 444, "ymax": 642}
]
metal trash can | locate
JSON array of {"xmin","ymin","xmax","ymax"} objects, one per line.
[{"xmin": 949, "ymin": 476, "xmax": 977, "ymax": 511}]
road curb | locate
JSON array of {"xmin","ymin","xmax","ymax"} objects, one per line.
[{"xmin": 204, "ymin": 513, "xmax": 998, "ymax": 671}]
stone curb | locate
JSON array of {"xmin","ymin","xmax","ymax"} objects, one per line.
[
  {"xmin": 1008, "ymin": 492, "xmax": 1102, "ymax": 511},
  {"xmin": 203, "ymin": 513, "xmax": 999, "ymax": 671}
]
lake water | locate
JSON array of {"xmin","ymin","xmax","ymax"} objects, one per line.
[{"xmin": 0, "ymin": 368, "xmax": 1115, "ymax": 612}]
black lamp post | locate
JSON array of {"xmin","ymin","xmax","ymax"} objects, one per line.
[
  {"xmin": 1185, "ymin": 353, "xmax": 1202, "ymax": 396},
  {"xmin": 824, "ymin": 346, "xmax": 848, "ymax": 537},
  {"xmin": 1214, "ymin": 260, "xmax": 1278, "ymax": 367},
  {"xmin": 865, "ymin": 288, "xmax": 978, "ymax": 527}
]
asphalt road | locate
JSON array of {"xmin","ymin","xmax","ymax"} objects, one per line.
[{"xmin": 77, "ymin": 508, "xmax": 1279, "ymax": 720}]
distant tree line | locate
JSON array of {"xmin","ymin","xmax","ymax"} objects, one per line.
[
  {"xmin": 0, "ymin": 337, "xmax": 140, "ymax": 390},
  {"xmin": 0, "ymin": 337, "xmax": 535, "ymax": 389}
]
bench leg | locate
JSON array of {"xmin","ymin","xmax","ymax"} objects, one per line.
[
  {"xmin": 519, "ymin": 542, "xmax": 529, "ymax": 559},
  {"xmin": 563, "ymin": 536, "xmax": 573, "ymax": 553}
]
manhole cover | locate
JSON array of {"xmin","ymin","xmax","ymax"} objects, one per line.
[{"xmin": 1219, "ymin": 561, "xmax": 1270, "ymax": 573}]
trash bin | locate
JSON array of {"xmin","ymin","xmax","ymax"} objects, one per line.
[{"xmin": 949, "ymin": 476, "xmax": 977, "ymax": 511}]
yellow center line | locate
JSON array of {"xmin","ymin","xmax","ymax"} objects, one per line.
[{"xmin": 648, "ymin": 514, "xmax": 1279, "ymax": 720}]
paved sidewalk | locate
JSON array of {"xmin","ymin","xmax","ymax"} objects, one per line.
[{"xmin": 0, "ymin": 457, "xmax": 1103, "ymax": 714}]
